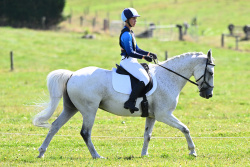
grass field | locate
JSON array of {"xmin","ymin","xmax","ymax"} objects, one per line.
[{"xmin": 0, "ymin": 0, "xmax": 250, "ymax": 166}]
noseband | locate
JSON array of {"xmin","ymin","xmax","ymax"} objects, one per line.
[{"xmin": 153, "ymin": 58, "xmax": 215, "ymax": 92}]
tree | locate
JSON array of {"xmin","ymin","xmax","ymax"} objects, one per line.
[{"xmin": 0, "ymin": 0, "xmax": 65, "ymax": 29}]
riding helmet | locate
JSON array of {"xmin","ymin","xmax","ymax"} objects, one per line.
[{"xmin": 121, "ymin": 8, "xmax": 140, "ymax": 22}]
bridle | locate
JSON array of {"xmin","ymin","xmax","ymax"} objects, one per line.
[
  {"xmin": 153, "ymin": 58, "xmax": 215, "ymax": 92},
  {"xmin": 195, "ymin": 59, "xmax": 215, "ymax": 92}
]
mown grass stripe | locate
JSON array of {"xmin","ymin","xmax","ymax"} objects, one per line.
[{"xmin": 1, "ymin": 133, "xmax": 249, "ymax": 139}]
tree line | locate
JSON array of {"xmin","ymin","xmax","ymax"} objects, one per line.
[{"xmin": 0, "ymin": 0, "xmax": 65, "ymax": 29}]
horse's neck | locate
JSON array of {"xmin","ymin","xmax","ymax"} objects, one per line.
[{"xmin": 155, "ymin": 53, "xmax": 204, "ymax": 92}]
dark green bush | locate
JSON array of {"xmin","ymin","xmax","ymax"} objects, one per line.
[{"xmin": 0, "ymin": 0, "xmax": 65, "ymax": 29}]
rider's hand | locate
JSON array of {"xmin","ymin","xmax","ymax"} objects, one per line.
[
  {"xmin": 144, "ymin": 56, "xmax": 152, "ymax": 62},
  {"xmin": 150, "ymin": 53, "xmax": 157, "ymax": 59}
]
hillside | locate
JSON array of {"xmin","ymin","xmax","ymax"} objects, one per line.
[
  {"xmin": 62, "ymin": 0, "xmax": 250, "ymax": 35},
  {"xmin": 58, "ymin": 0, "xmax": 250, "ymax": 50}
]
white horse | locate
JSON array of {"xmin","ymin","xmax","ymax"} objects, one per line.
[{"xmin": 33, "ymin": 49, "xmax": 215, "ymax": 158}]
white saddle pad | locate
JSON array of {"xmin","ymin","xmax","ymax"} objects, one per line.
[{"xmin": 111, "ymin": 68, "xmax": 157, "ymax": 96}]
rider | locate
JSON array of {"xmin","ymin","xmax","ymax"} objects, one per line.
[{"xmin": 120, "ymin": 8, "xmax": 157, "ymax": 113}]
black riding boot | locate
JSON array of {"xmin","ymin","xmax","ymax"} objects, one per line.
[{"xmin": 124, "ymin": 81, "xmax": 145, "ymax": 113}]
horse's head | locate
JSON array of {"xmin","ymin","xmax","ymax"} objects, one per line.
[{"xmin": 194, "ymin": 49, "xmax": 215, "ymax": 99}]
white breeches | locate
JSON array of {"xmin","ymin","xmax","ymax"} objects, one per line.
[{"xmin": 120, "ymin": 56, "xmax": 150, "ymax": 85}]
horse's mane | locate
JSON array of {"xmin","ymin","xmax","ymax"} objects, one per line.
[
  {"xmin": 167, "ymin": 52, "xmax": 204, "ymax": 61},
  {"xmin": 155, "ymin": 52, "xmax": 207, "ymax": 66},
  {"xmin": 150, "ymin": 51, "xmax": 214, "ymax": 73}
]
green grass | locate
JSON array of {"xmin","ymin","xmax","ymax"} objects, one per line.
[
  {"xmin": 0, "ymin": 0, "xmax": 250, "ymax": 166},
  {"xmin": 0, "ymin": 26, "xmax": 249, "ymax": 166}
]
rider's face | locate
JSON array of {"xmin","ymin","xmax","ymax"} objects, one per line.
[{"xmin": 128, "ymin": 17, "xmax": 137, "ymax": 27}]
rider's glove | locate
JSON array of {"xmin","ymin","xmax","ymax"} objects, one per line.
[
  {"xmin": 144, "ymin": 56, "xmax": 152, "ymax": 62},
  {"xmin": 150, "ymin": 53, "xmax": 157, "ymax": 59}
]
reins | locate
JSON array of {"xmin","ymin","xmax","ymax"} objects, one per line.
[{"xmin": 153, "ymin": 59, "xmax": 199, "ymax": 86}]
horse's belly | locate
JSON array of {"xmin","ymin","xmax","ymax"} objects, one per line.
[{"xmin": 99, "ymin": 97, "xmax": 143, "ymax": 117}]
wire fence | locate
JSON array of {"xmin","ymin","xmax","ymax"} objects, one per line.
[{"xmin": 65, "ymin": 14, "xmax": 193, "ymax": 41}]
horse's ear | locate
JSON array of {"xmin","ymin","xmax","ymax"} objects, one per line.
[{"xmin": 207, "ymin": 49, "xmax": 212, "ymax": 61}]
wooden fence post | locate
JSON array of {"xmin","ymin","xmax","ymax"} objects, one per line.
[
  {"xmin": 221, "ymin": 34, "xmax": 224, "ymax": 47},
  {"xmin": 80, "ymin": 16, "xmax": 84, "ymax": 26},
  {"xmin": 10, "ymin": 51, "xmax": 14, "ymax": 71},
  {"xmin": 228, "ymin": 24, "xmax": 234, "ymax": 36},
  {"xmin": 103, "ymin": 19, "xmax": 109, "ymax": 31},
  {"xmin": 165, "ymin": 51, "xmax": 168, "ymax": 60},
  {"xmin": 92, "ymin": 17, "xmax": 96, "ymax": 29},
  {"xmin": 176, "ymin": 25, "xmax": 183, "ymax": 41},
  {"xmin": 41, "ymin": 16, "xmax": 46, "ymax": 29},
  {"xmin": 68, "ymin": 15, "xmax": 72, "ymax": 24}
]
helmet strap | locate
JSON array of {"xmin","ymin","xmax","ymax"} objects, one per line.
[{"xmin": 126, "ymin": 20, "xmax": 132, "ymax": 28}]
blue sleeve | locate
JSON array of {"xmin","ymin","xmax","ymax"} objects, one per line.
[
  {"xmin": 121, "ymin": 32, "xmax": 144, "ymax": 59},
  {"xmin": 136, "ymin": 45, "xmax": 149, "ymax": 55}
]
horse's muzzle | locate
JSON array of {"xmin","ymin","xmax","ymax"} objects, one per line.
[{"xmin": 200, "ymin": 88, "xmax": 213, "ymax": 99}]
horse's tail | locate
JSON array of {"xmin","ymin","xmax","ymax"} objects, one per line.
[{"xmin": 33, "ymin": 69, "xmax": 73, "ymax": 128}]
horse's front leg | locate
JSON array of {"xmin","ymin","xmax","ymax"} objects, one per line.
[
  {"xmin": 156, "ymin": 113, "xmax": 197, "ymax": 157},
  {"xmin": 141, "ymin": 117, "xmax": 156, "ymax": 157}
]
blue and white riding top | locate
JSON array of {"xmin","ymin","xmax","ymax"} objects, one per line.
[{"xmin": 119, "ymin": 26, "xmax": 149, "ymax": 59}]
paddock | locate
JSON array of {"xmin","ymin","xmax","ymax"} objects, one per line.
[{"xmin": 0, "ymin": 0, "xmax": 249, "ymax": 166}]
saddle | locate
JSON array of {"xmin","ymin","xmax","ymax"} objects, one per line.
[
  {"xmin": 116, "ymin": 63, "xmax": 153, "ymax": 97},
  {"xmin": 115, "ymin": 63, "xmax": 154, "ymax": 117}
]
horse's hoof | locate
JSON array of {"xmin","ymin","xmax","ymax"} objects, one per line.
[
  {"xmin": 37, "ymin": 147, "xmax": 46, "ymax": 158},
  {"xmin": 189, "ymin": 150, "xmax": 197, "ymax": 157},
  {"xmin": 141, "ymin": 154, "xmax": 149, "ymax": 158},
  {"xmin": 37, "ymin": 154, "xmax": 44, "ymax": 158},
  {"xmin": 100, "ymin": 156, "xmax": 106, "ymax": 159},
  {"xmin": 37, "ymin": 151, "xmax": 45, "ymax": 158},
  {"xmin": 93, "ymin": 155, "xmax": 106, "ymax": 159},
  {"xmin": 141, "ymin": 152, "xmax": 149, "ymax": 157}
]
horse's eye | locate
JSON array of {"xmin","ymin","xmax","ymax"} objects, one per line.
[{"xmin": 209, "ymin": 72, "xmax": 214, "ymax": 76}]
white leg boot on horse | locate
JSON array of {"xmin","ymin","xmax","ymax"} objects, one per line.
[{"xmin": 124, "ymin": 81, "xmax": 145, "ymax": 113}]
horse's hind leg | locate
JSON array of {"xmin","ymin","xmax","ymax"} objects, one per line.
[
  {"xmin": 79, "ymin": 104, "xmax": 103, "ymax": 159},
  {"xmin": 37, "ymin": 107, "xmax": 77, "ymax": 158},
  {"xmin": 141, "ymin": 117, "xmax": 156, "ymax": 156},
  {"xmin": 157, "ymin": 113, "xmax": 197, "ymax": 157}
]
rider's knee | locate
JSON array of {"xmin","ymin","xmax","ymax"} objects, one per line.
[{"xmin": 141, "ymin": 76, "xmax": 150, "ymax": 85}]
